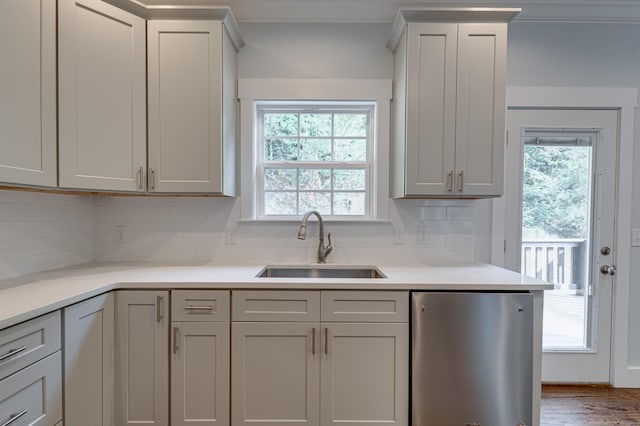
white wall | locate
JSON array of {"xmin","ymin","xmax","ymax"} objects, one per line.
[
  {"xmin": 507, "ymin": 22, "xmax": 640, "ymax": 369},
  {"xmin": 93, "ymin": 197, "xmax": 479, "ymax": 266},
  {"xmin": 0, "ymin": 190, "xmax": 92, "ymax": 283}
]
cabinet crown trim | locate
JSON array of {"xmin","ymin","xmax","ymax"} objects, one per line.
[
  {"xmin": 387, "ymin": 7, "xmax": 521, "ymax": 51},
  {"xmin": 102, "ymin": 1, "xmax": 244, "ymax": 49}
]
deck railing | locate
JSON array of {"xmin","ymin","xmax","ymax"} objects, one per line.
[{"xmin": 521, "ymin": 239, "xmax": 587, "ymax": 290}]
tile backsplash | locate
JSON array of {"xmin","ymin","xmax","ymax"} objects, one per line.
[
  {"xmin": 0, "ymin": 191, "xmax": 484, "ymax": 280},
  {"xmin": 0, "ymin": 190, "xmax": 93, "ymax": 281},
  {"xmin": 93, "ymin": 196, "xmax": 482, "ymax": 266}
]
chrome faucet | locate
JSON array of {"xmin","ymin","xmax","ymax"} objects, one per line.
[{"xmin": 297, "ymin": 210, "xmax": 333, "ymax": 264}]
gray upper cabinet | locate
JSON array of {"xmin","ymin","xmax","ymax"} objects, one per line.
[
  {"xmin": 389, "ymin": 9, "xmax": 518, "ymax": 198},
  {"xmin": 147, "ymin": 12, "xmax": 243, "ymax": 195},
  {"xmin": 0, "ymin": 0, "xmax": 57, "ymax": 187},
  {"xmin": 58, "ymin": 0, "xmax": 147, "ymax": 192}
]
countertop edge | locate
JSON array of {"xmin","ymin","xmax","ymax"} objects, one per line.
[{"xmin": 0, "ymin": 263, "xmax": 552, "ymax": 330}]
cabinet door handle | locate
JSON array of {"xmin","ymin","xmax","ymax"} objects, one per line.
[
  {"xmin": 457, "ymin": 171, "xmax": 464, "ymax": 193},
  {"xmin": 173, "ymin": 327, "xmax": 179, "ymax": 354},
  {"xmin": 156, "ymin": 295, "xmax": 163, "ymax": 323},
  {"xmin": 447, "ymin": 171, "xmax": 453, "ymax": 193},
  {"xmin": 0, "ymin": 346, "xmax": 26, "ymax": 362},
  {"xmin": 137, "ymin": 166, "xmax": 144, "ymax": 190},
  {"xmin": 1, "ymin": 410, "xmax": 28, "ymax": 426},
  {"xmin": 312, "ymin": 327, "xmax": 316, "ymax": 355},
  {"xmin": 149, "ymin": 168, "xmax": 156, "ymax": 190},
  {"xmin": 324, "ymin": 327, "xmax": 329, "ymax": 355}
]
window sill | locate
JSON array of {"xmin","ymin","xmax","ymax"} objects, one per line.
[{"xmin": 238, "ymin": 218, "xmax": 392, "ymax": 225}]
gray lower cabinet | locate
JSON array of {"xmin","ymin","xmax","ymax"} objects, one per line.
[
  {"xmin": 0, "ymin": 312, "xmax": 62, "ymax": 426},
  {"xmin": 171, "ymin": 290, "xmax": 230, "ymax": 426},
  {"xmin": 63, "ymin": 293, "xmax": 115, "ymax": 426},
  {"xmin": 115, "ymin": 290, "xmax": 169, "ymax": 426},
  {"xmin": 231, "ymin": 290, "xmax": 409, "ymax": 426}
]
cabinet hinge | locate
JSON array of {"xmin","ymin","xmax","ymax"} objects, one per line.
[{"xmin": 588, "ymin": 284, "xmax": 594, "ymax": 296}]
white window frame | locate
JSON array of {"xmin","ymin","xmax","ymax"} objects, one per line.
[
  {"xmin": 256, "ymin": 102, "xmax": 374, "ymax": 219},
  {"xmin": 238, "ymin": 79, "xmax": 392, "ymax": 221}
]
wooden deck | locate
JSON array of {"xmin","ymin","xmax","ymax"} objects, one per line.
[{"xmin": 541, "ymin": 384, "xmax": 640, "ymax": 425}]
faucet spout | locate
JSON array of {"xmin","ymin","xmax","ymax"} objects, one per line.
[{"xmin": 297, "ymin": 210, "xmax": 332, "ymax": 263}]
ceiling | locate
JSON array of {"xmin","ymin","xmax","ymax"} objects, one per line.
[{"xmin": 130, "ymin": 0, "xmax": 640, "ymax": 23}]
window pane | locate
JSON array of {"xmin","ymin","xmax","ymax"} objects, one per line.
[
  {"xmin": 265, "ymin": 138, "xmax": 298, "ymax": 161},
  {"xmin": 334, "ymin": 113, "xmax": 367, "ymax": 137},
  {"xmin": 299, "ymin": 192, "xmax": 331, "ymax": 215},
  {"xmin": 300, "ymin": 113, "xmax": 331, "ymax": 137},
  {"xmin": 334, "ymin": 139, "xmax": 366, "ymax": 162},
  {"xmin": 264, "ymin": 168, "xmax": 297, "ymax": 190},
  {"xmin": 333, "ymin": 169, "xmax": 365, "ymax": 190},
  {"xmin": 264, "ymin": 113, "xmax": 298, "ymax": 137},
  {"xmin": 299, "ymin": 169, "xmax": 331, "ymax": 190},
  {"xmin": 265, "ymin": 192, "xmax": 297, "ymax": 215},
  {"xmin": 334, "ymin": 192, "xmax": 365, "ymax": 215},
  {"xmin": 300, "ymin": 139, "xmax": 331, "ymax": 161}
]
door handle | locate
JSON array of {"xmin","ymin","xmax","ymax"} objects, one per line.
[
  {"xmin": 446, "ymin": 171, "xmax": 453, "ymax": 193},
  {"xmin": 600, "ymin": 265, "xmax": 616, "ymax": 276},
  {"xmin": 156, "ymin": 295, "xmax": 164, "ymax": 322},
  {"xmin": 173, "ymin": 327, "xmax": 179, "ymax": 354}
]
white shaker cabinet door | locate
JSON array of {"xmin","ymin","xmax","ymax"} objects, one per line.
[
  {"xmin": 147, "ymin": 20, "xmax": 237, "ymax": 194},
  {"xmin": 320, "ymin": 323, "xmax": 408, "ymax": 426},
  {"xmin": 64, "ymin": 293, "xmax": 115, "ymax": 426},
  {"xmin": 0, "ymin": 0, "xmax": 56, "ymax": 187},
  {"xmin": 115, "ymin": 291, "xmax": 169, "ymax": 426},
  {"xmin": 171, "ymin": 321, "xmax": 230, "ymax": 426},
  {"xmin": 232, "ymin": 322, "xmax": 320, "ymax": 426},
  {"xmin": 404, "ymin": 23, "xmax": 458, "ymax": 196},
  {"xmin": 454, "ymin": 23, "xmax": 507, "ymax": 197},
  {"xmin": 58, "ymin": 0, "xmax": 146, "ymax": 191}
]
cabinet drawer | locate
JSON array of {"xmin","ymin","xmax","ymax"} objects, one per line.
[
  {"xmin": 321, "ymin": 291, "xmax": 409, "ymax": 322},
  {"xmin": 0, "ymin": 351, "xmax": 63, "ymax": 426},
  {"xmin": 0, "ymin": 311, "xmax": 61, "ymax": 381},
  {"xmin": 232, "ymin": 291, "xmax": 320, "ymax": 322},
  {"xmin": 172, "ymin": 290, "xmax": 230, "ymax": 322}
]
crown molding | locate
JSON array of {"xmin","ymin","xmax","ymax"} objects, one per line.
[{"xmin": 102, "ymin": 0, "xmax": 640, "ymax": 24}]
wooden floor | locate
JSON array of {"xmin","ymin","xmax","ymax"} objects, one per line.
[{"xmin": 541, "ymin": 385, "xmax": 640, "ymax": 425}]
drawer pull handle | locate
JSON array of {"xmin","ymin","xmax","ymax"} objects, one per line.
[
  {"xmin": 2, "ymin": 409, "xmax": 27, "ymax": 426},
  {"xmin": 312, "ymin": 328, "xmax": 316, "ymax": 355},
  {"xmin": 0, "ymin": 347, "xmax": 26, "ymax": 362},
  {"xmin": 184, "ymin": 305, "xmax": 213, "ymax": 311}
]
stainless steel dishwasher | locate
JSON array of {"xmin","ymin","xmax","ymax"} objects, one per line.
[{"xmin": 411, "ymin": 292, "xmax": 533, "ymax": 426}]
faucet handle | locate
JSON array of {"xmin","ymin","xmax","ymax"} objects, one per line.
[{"xmin": 325, "ymin": 233, "xmax": 333, "ymax": 257}]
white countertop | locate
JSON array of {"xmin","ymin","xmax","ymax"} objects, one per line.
[{"xmin": 0, "ymin": 262, "xmax": 551, "ymax": 330}]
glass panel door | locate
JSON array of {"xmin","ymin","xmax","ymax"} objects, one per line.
[
  {"xmin": 506, "ymin": 109, "xmax": 618, "ymax": 383},
  {"xmin": 521, "ymin": 133, "xmax": 594, "ymax": 349}
]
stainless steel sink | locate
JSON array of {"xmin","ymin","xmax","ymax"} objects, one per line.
[{"xmin": 257, "ymin": 265, "xmax": 386, "ymax": 279}]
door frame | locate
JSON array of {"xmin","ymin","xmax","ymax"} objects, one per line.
[{"xmin": 492, "ymin": 86, "xmax": 637, "ymax": 387}]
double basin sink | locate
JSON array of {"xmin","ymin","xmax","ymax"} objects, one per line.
[{"xmin": 257, "ymin": 265, "xmax": 386, "ymax": 279}]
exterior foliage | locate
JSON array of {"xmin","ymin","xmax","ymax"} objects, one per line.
[{"xmin": 522, "ymin": 145, "xmax": 591, "ymax": 240}]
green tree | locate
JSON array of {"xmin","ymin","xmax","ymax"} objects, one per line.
[{"xmin": 522, "ymin": 145, "xmax": 591, "ymax": 239}]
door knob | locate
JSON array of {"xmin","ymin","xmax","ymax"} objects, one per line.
[{"xmin": 600, "ymin": 265, "xmax": 616, "ymax": 276}]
